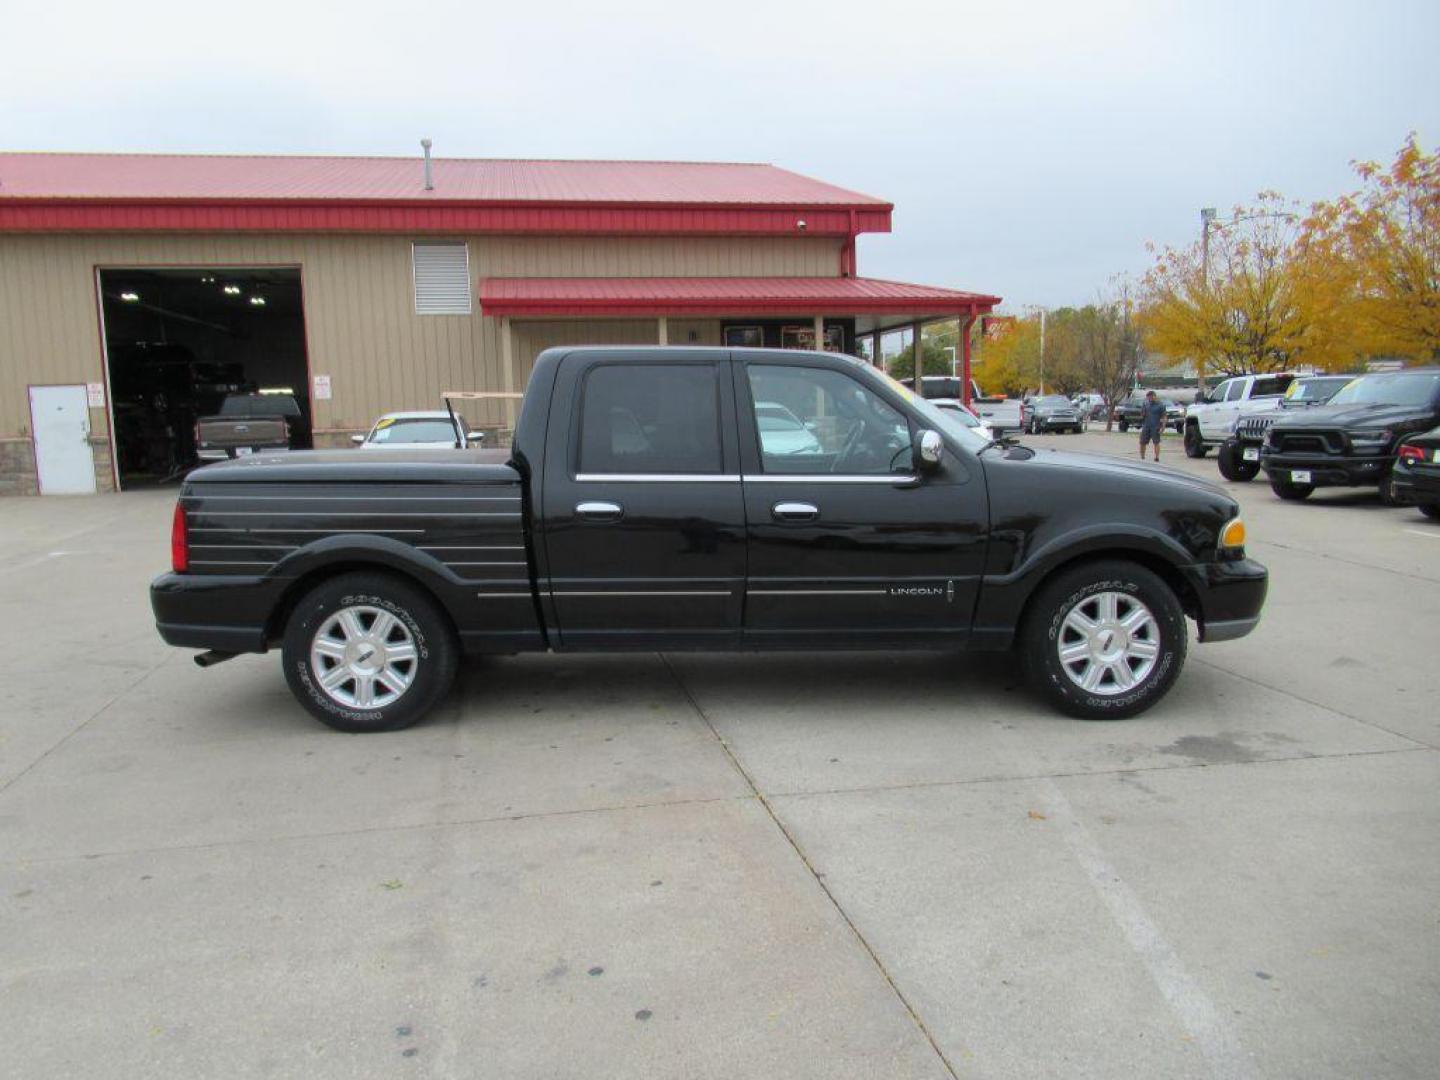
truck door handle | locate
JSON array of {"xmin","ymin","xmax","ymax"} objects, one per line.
[
  {"xmin": 575, "ymin": 501, "xmax": 623, "ymax": 522},
  {"xmin": 771, "ymin": 501, "xmax": 819, "ymax": 522}
]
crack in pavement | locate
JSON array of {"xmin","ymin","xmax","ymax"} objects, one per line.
[{"xmin": 659, "ymin": 652, "xmax": 962, "ymax": 1080}]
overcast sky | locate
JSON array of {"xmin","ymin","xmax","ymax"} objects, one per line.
[{"xmin": 5, "ymin": 0, "xmax": 1438, "ymax": 308}]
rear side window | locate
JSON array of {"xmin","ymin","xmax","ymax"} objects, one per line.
[
  {"xmin": 1225, "ymin": 381, "xmax": 1245, "ymax": 402},
  {"xmin": 578, "ymin": 364, "xmax": 722, "ymax": 475},
  {"xmin": 1251, "ymin": 376, "xmax": 1291, "ymax": 398}
]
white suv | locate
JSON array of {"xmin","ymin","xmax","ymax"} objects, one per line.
[{"xmin": 1183, "ymin": 373, "xmax": 1296, "ymax": 458}]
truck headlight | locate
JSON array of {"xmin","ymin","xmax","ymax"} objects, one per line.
[
  {"xmin": 1219, "ymin": 517, "xmax": 1246, "ymax": 554},
  {"xmin": 1349, "ymin": 429, "xmax": 1391, "ymax": 453}
]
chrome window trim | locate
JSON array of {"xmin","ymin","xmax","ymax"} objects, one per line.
[
  {"xmin": 191, "ymin": 511, "xmax": 521, "ymax": 518},
  {"xmin": 474, "ymin": 592, "xmax": 534, "ymax": 599},
  {"xmin": 181, "ymin": 494, "xmax": 520, "ymax": 502},
  {"xmin": 573, "ymin": 473, "xmax": 740, "ymax": 483}
]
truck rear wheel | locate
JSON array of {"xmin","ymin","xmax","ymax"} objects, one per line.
[
  {"xmin": 1019, "ymin": 560, "xmax": 1187, "ymax": 720},
  {"xmin": 1217, "ymin": 441, "xmax": 1259, "ymax": 481},
  {"xmin": 281, "ymin": 572, "xmax": 458, "ymax": 733},
  {"xmin": 1183, "ymin": 423, "xmax": 1208, "ymax": 458}
]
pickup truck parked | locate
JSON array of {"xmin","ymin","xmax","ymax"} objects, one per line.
[
  {"xmin": 195, "ymin": 392, "xmax": 307, "ymax": 462},
  {"xmin": 152, "ymin": 346, "xmax": 1267, "ymax": 732},
  {"xmin": 1114, "ymin": 393, "xmax": 1186, "ymax": 434},
  {"xmin": 1260, "ymin": 368, "xmax": 1440, "ymax": 503},
  {"xmin": 1183, "ymin": 373, "xmax": 1295, "ymax": 458},
  {"xmin": 901, "ymin": 376, "xmax": 1025, "ymax": 435},
  {"xmin": 1218, "ymin": 375, "xmax": 1353, "ymax": 481}
]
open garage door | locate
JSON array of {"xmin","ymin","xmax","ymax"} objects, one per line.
[{"xmin": 99, "ymin": 267, "xmax": 311, "ymax": 489}]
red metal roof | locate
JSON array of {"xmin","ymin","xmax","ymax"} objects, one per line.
[
  {"xmin": 479, "ymin": 277, "xmax": 1000, "ymax": 317},
  {"xmin": 0, "ymin": 153, "xmax": 889, "ymax": 205},
  {"xmin": 0, "ymin": 153, "xmax": 892, "ymax": 236}
]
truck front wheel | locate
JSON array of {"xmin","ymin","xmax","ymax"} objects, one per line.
[
  {"xmin": 281, "ymin": 572, "xmax": 459, "ymax": 733},
  {"xmin": 1217, "ymin": 441, "xmax": 1259, "ymax": 481},
  {"xmin": 1019, "ymin": 560, "xmax": 1187, "ymax": 720},
  {"xmin": 1183, "ymin": 423, "xmax": 1208, "ymax": 458}
]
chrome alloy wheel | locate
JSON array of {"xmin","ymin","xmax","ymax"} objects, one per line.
[
  {"xmin": 1056, "ymin": 591, "xmax": 1160, "ymax": 696},
  {"xmin": 309, "ymin": 605, "xmax": 418, "ymax": 709}
]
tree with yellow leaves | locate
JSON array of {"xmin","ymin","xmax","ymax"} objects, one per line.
[
  {"xmin": 1300, "ymin": 134, "xmax": 1440, "ymax": 363},
  {"xmin": 1138, "ymin": 193, "xmax": 1351, "ymax": 378}
]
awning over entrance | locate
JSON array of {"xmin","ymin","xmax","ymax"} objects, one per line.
[{"xmin": 478, "ymin": 276, "xmax": 1000, "ymax": 319}]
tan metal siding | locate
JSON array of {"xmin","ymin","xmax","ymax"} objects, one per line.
[{"xmin": 0, "ymin": 233, "xmax": 840, "ymax": 441}]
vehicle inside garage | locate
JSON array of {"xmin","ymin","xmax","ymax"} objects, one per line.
[{"xmin": 99, "ymin": 267, "xmax": 311, "ymax": 488}]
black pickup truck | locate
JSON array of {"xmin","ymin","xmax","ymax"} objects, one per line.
[
  {"xmin": 1260, "ymin": 369, "xmax": 1440, "ymax": 503},
  {"xmin": 152, "ymin": 346, "xmax": 1267, "ymax": 732}
]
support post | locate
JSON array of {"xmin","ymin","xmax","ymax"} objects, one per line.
[
  {"xmin": 813, "ymin": 314, "xmax": 824, "ymax": 351},
  {"xmin": 872, "ymin": 330, "xmax": 882, "ymax": 370},
  {"xmin": 657, "ymin": 316, "xmax": 668, "ymax": 346},
  {"xmin": 500, "ymin": 316, "xmax": 517, "ymax": 435},
  {"xmin": 912, "ymin": 321, "xmax": 924, "ymax": 388},
  {"xmin": 961, "ymin": 313, "xmax": 975, "ymax": 407}
]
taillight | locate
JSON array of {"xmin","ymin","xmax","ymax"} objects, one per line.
[
  {"xmin": 193, "ymin": 420, "xmax": 202, "ymax": 447},
  {"xmin": 171, "ymin": 502, "xmax": 189, "ymax": 573},
  {"xmin": 1398, "ymin": 444, "xmax": 1426, "ymax": 464}
]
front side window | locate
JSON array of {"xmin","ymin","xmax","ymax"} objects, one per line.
[
  {"xmin": 578, "ymin": 364, "xmax": 722, "ymax": 475},
  {"xmin": 747, "ymin": 365, "xmax": 912, "ymax": 475}
]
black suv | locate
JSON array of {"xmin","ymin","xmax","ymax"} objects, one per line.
[
  {"xmin": 1220, "ymin": 375, "xmax": 1354, "ymax": 482},
  {"xmin": 1260, "ymin": 369, "xmax": 1440, "ymax": 502}
]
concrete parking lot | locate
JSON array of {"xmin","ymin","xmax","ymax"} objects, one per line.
[{"xmin": 3, "ymin": 429, "xmax": 1438, "ymax": 1079}]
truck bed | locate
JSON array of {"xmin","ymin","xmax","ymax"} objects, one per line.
[{"xmin": 187, "ymin": 447, "xmax": 521, "ymax": 485}]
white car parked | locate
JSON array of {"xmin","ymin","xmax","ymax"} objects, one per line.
[
  {"xmin": 929, "ymin": 398, "xmax": 995, "ymax": 442},
  {"xmin": 352, "ymin": 410, "xmax": 483, "ymax": 450}
]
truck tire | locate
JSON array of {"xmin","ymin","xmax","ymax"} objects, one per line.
[
  {"xmin": 1183, "ymin": 423, "xmax": 1208, "ymax": 458},
  {"xmin": 1269, "ymin": 477, "xmax": 1314, "ymax": 501},
  {"xmin": 1378, "ymin": 472, "xmax": 1405, "ymax": 507},
  {"xmin": 1019, "ymin": 559, "xmax": 1187, "ymax": 721},
  {"xmin": 1419, "ymin": 503, "xmax": 1440, "ymax": 520},
  {"xmin": 1217, "ymin": 441, "xmax": 1259, "ymax": 481},
  {"xmin": 281, "ymin": 571, "xmax": 458, "ymax": 733}
]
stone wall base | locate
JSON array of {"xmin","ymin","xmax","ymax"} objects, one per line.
[{"xmin": 0, "ymin": 436, "xmax": 115, "ymax": 496}]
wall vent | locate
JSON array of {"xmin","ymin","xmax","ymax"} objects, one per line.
[{"xmin": 412, "ymin": 241, "xmax": 471, "ymax": 315}]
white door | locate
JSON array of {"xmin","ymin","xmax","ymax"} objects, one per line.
[{"xmin": 29, "ymin": 385, "xmax": 96, "ymax": 495}]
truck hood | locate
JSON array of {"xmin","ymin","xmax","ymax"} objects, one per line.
[
  {"xmin": 1270, "ymin": 402, "xmax": 1431, "ymax": 430},
  {"xmin": 997, "ymin": 446, "xmax": 1229, "ymax": 499}
]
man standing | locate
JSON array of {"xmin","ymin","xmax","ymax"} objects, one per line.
[{"xmin": 1138, "ymin": 390, "xmax": 1166, "ymax": 462}]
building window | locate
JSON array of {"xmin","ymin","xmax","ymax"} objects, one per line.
[
  {"xmin": 412, "ymin": 241, "xmax": 472, "ymax": 315},
  {"xmin": 578, "ymin": 363, "xmax": 722, "ymax": 475},
  {"xmin": 724, "ymin": 325, "xmax": 764, "ymax": 348}
]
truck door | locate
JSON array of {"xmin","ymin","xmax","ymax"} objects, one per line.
[
  {"xmin": 539, "ymin": 350, "xmax": 746, "ymax": 648},
  {"xmin": 734, "ymin": 354, "xmax": 988, "ymax": 648}
]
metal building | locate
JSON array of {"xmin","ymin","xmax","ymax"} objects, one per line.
[{"xmin": 0, "ymin": 152, "xmax": 998, "ymax": 494}]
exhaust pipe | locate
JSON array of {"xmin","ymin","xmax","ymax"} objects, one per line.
[
  {"xmin": 421, "ymin": 138, "xmax": 434, "ymax": 191},
  {"xmin": 194, "ymin": 650, "xmax": 238, "ymax": 668}
]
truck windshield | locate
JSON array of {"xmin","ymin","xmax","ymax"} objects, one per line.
[
  {"xmin": 368, "ymin": 419, "xmax": 457, "ymax": 443},
  {"xmin": 1327, "ymin": 372, "xmax": 1440, "ymax": 407}
]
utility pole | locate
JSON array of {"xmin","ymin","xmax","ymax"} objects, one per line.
[
  {"xmin": 1199, "ymin": 208, "xmax": 1216, "ymax": 393},
  {"xmin": 1023, "ymin": 305, "xmax": 1047, "ymax": 393}
]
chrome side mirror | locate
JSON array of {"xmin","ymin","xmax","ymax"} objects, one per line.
[
  {"xmin": 466, "ymin": 431, "xmax": 485, "ymax": 443},
  {"xmin": 916, "ymin": 429, "xmax": 943, "ymax": 471},
  {"xmin": 350, "ymin": 434, "xmax": 365, "ymax": 444}
]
